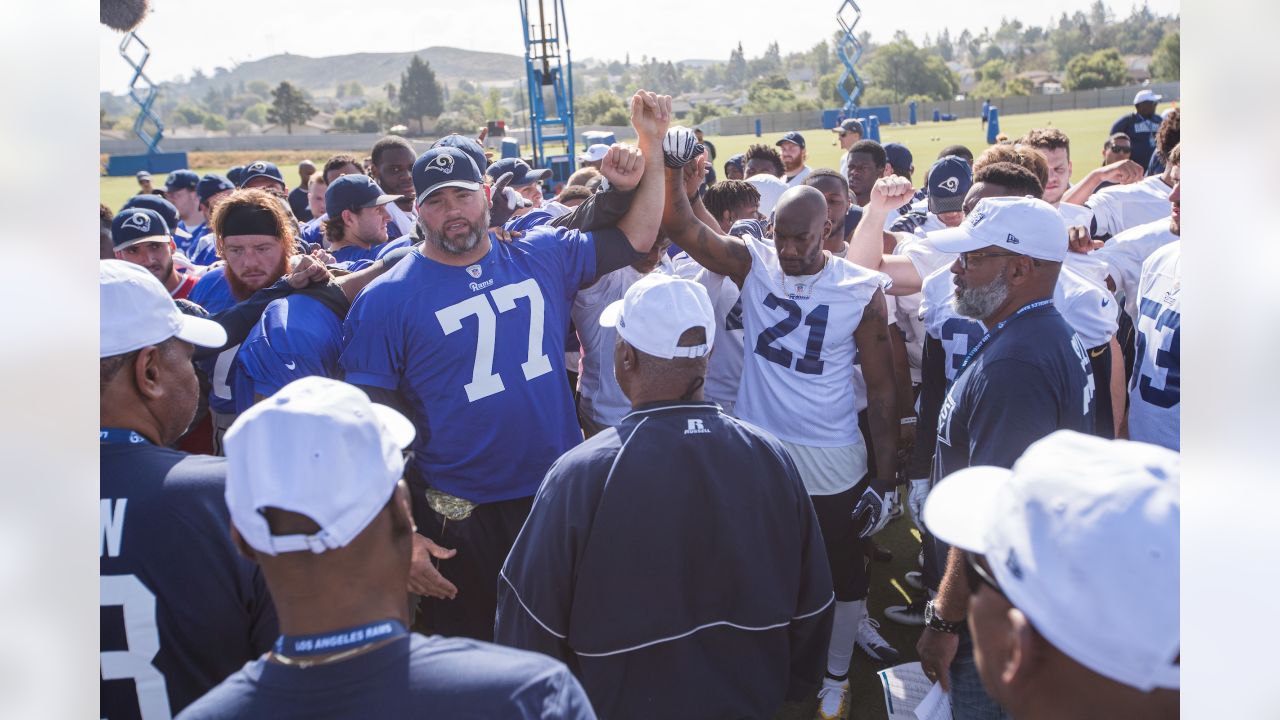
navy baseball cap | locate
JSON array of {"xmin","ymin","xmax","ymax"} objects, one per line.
[
  {"xmin": 776, "ymin": 131, "xmax": 806, "ymax": 150},
  {"xmin": 412, "ymin": 147, "xmax": 483, "ymax": 205},
  {"xmin": 164, "ymin": 169, "xmax": 200, "ymax": 193},
  {"xmin": 111, "ymin": 208, "xmax": 171, "ymax": 250},
  {"xmin": 432, "ymin": 134, "xmax": 488, "ymax": 175},
  {"xmin": 135, "ymin": 170, "xmax": 152, "ymax": 181},
  {"xmin": 122, "ymin": 194, "xmax": 191, "ymax": 239},
  {"xmin": 486, "ymin": 158, "xmax": 551, "ymax": 187},
  {"xmin": 834, "ymin": 119, "xmax": 863, "ymax": 134},
  {"xmin": 227, "ymin": 165, "xmax": 245, "ymax": 186},
  {"xmin": 885, "ymin": 143, "xmax": 914, "ymax": 175},
  {"xmin": 238, "ymin": 160, "xmax": 285, "ymax": 188},
  {"xmin": 326, "ymin": 174, "xmax": 403, "ymax": 217},
  {"xmin": 927, "ymin": 156, "xmax": 974, "ymax": 214},
  {"xmin": 197, "ymin": 173, "xmax": 235, "ymax": 204},
  {"xmin": 724, "ymin": 154, "xmax": 744, "ymax": 172}
]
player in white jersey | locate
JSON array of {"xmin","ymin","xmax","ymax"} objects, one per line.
[
  {"xmin": 660, "ymin": 150, "xmax": 900, "ymax": 720},
  {"xmin": 1128, "ymin": 239, "xmax": 1180, "ymax": 450}
]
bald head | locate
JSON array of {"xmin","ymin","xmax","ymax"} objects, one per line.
[{"xmin": 773, "ymin": 185, "xmax": 830, "ymax": 276}]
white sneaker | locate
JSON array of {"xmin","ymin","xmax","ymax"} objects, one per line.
[
  {"xmin": 883, "ymin": 597, "xmax": 927, "ymax": 627},
  {"xmin": 815, "ymin": 679, "xmax": 850, "ymax": 720},
  {"xmin": 887, "ymin": 492, "xmax": 904, "ymax": 521},
  {"xmin": 856, "ymin": 616, "xmax": 901, "ymax": 663},
  {"xmin": 904, "ymin": 571, "xmax": 924, "ymax": 591}
]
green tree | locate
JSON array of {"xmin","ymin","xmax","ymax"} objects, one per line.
[
  {"xmin": 202, "ymin": 114, "xmax": 227, "ymax": 132},
  {"xmin": 1150, "ymin": 31, "xmax": 1179, "ymax": 81},
  {"xmin": 1063, "ymin": 48, "xmax": 1127, "ymax": 90},
  {"xmin": 727, "ymin": 42, "xmax": 748, "ymax": 89},
  {"xmin": 864, "ymin": 38, "xmax": 959, "ymax": 103},
  {"xmin": 348, "ymin": 81, "xmax": 364, "ymax": 98},
  {"xmin": 171, "ymin": 102, "xmax": 206, "ymax": 126},
  {"xmin": 247, "ymin": 80, "xmax": 272, "ymax": 100},
  {"xmin": 577, "ymin": 90, "xmax": 628, "ymax": 125},
  {"xmin": 399, "ymin": 55, "xmax": 444, "ymax": 133},
  {"xmin": 267, "ymin": 81, "xmax": 317, "ymax": 134}
]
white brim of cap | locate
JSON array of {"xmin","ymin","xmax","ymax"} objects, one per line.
[
  {"xmin": 599, "ymin": 299, "xmax": 623, "ymax": 328},
  {"xmin": 114, "ymin": 235, "xmax": 173, "ymax": 251},
  {"xmin": 926, "ymin": 224, "xmax": 989, "ymax": 254},
  {"xmin": 416, "ymin": 180, "xmax": 481, "ymax": 206},
  {"xmin": 371, "ymin": 403, "xmax": 416, "ymax": 448},
  {"xmin": 921, "ymin": 465, "xmax": 1013, "ymax": 553},
  {"xmin": 175, "ymin": 314, "xmax": 229, "ymax": 349}
]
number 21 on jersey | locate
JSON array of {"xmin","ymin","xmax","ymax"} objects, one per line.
[
  {"xmin": 754, "ymin": 293, "xmax": 829, "ymax": 375},
  {"xmin": 435, "ymin": 279, "xmax": 553, "ymax": 402}
]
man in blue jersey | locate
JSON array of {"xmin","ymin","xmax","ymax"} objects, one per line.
[
  {"xmin": 322, "ymin": 174, "xmax": 401, "ymax": 263},
  {"xmin": 188, "ymin": 189, "xmax": 298, "ymax": 452},
  {"xmin": 100, "ymin": 260, "xmax": 278, "ymax": 719},
  {"xmin": 186, "ymin": 174, "xmax": 235, "ymax": 265},
  {"xmin": 341, "ymin": 90, "xmax": 672, "ymax": 641},
  {"xmin": 178, "ymin": 377, "xmax": 593, "ymax": 720},
  {"xmin": 122, "ymin": 194, "xmax": 195, "ymax": 259},
  {"xmin": 164, "ymin": 170, "xmax": 204, "ymax": 237},
  {"xmin": 298, "ymin": 155, "xmax": 365, "ymax": 246},
  {"xmin": 1110, "ymin": 89, "xmax": 1165, "ymax": 173},
  {"xmin": 111, "ymin": 208, "xmax": 201, "ymax": 300}
]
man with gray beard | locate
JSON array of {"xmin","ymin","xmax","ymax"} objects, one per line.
[
  {"xmin": 888, "ymin": 194, "xmax": 1097, "ymax": 720},
  {"xmin": 340, "ymin": 91, "xmax": 674, "ymax": 642}
]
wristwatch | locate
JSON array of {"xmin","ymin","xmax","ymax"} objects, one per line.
[{"xmin": 924, "ymin": 600, "xmax": 964, "ymax": 634}]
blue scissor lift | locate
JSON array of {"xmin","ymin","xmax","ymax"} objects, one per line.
[
  {"xmin": 105, "ymin": 31, "xmax": 188, "ymax": 176},
  {"xmin": 518, "ymin": 0, "xmax": 575, "ymax": 181},
  {"xmin": 835, "ymin": 0, "xmax": 866, "ymax": 118}
]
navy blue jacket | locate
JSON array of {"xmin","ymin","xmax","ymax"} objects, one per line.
[{"xmin": 496, "ymin": 401, "xmax": 834, "ymax": 720}]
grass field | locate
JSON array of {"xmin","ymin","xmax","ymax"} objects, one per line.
[{"xmin": 100, "ymin": 105, "xmax": 1130, "ymax": 213}]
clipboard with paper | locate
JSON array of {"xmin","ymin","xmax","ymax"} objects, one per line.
[{"xmin": 877, "ymin": 661, "xmax": 952, "ymax": 720}]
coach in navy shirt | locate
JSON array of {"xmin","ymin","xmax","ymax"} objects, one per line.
[
  {"xmin": 99, "ymin": 261, "xmax": 277, "ymax": 719},
  {"xmin": 914, "ymin": 197, "xmax": 1095, "ymax": 720},
  {"xmin": 1110, "ymin": 89, "xmax": 1165, "ymax": 174},
  {"xmin": 341, "ymin": 91, "xmax": 672, "ymax": 641},
  {"xmin": 496, "ymin": 275, "xmax": 834, "ymax": 719},
  {"xmin": 178, "ymin": 377, "xmax": 593, "ymax": 720}
]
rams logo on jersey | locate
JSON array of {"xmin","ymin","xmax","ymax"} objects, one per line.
[{"xmin": 123, "ymin": 212, "xmax": 151, "ymax": 233}]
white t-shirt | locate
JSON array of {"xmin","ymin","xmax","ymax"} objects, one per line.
[
  {"xmin": 671, "ymin": 253, "xmax": 744, "ymax": 414},
  {"xmin": 785, "ymin": 166, "xmax": 813, "ymax": 187},
  {"xmin": 898, "ymin": 233, "xmax": 958, "ymax": 285},
  {"xmin": 572, "ymin": 258, "xmax": 672, "ymax": 426},
  {"xmin": 1057, "ymin": 202, "xmax": 1094, "ymax": 230},
  {"xmin": 1092, "ymin": 218, "xmax": 1177, "ymax": 321},
  {"xmin": 736, "ymin": 237, "xmax": 885, "ymax": 453},
  {"xmin": 1127, "ymin": 242, "xmax": 1180, "ymax": 450},
  {"xmin": 1086, "ymin": 176, "xmax": 1173, "ymax": 238}
]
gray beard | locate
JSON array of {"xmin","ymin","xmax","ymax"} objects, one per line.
[
  {"xmin": 955, "ymin": 272, "xmax": 1010, "ymax": 320},
  {"xmin": 423, "ymin": 209, "xmax": 490, "ymax": 256}
]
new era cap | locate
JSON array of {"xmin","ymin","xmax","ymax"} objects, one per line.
[
  {"xmin": 325, "ymin": 174, "xmax": 403, "ymax": 218},
  {"xmin": 486, "ymin": 158, "xmax": 551, "ymax": 187},
  {"xmin": 1134, "ymin": 89, "xmax": 1163, "ymax": 104},
  {"xmin": 411, "ymin": 147, "xmax": 484, "ymax": 206},
  {"xmin": 577, "ymin": 143, "xmax": 610, "ymax": 163},
  {"xmin": 923, "ymin": 430, "xmax": 1179, "ymax": 691},
  {"xmin": 238, "ymin": 160, "xmax": 285, "ymax": 188},
  {"xmin": 100, "ymin": 259, "xmax": 227, "ymax": 357},
  {"xmin": 197, "ymin": 173, "xmax": 235, "ymax": 204},
  {"xmin": 224, "ymin": 377, "xmax": 416, "ymax": 556},
  {"xmin": 926, "ymin": 156, "xmax": 973, "ymax": 214},
  {"xmin": 123, "ymin": 194, "xmax": 193, "ymax": 240},
  {"xmin": 111, "ymin": 208, "xmax": 171, "ymax": 251},
  {"xmin": 776, "ymin": 131, "xmax": 805, "ymax": 149},
  {"xmin": 164, "ymin": 169, "xmax": 200, "ymax": 193},
  {"xmin": 929, "ymin": 196, "xmax": 1068, "ymax": 262},
  {"xmin": 600, "ymin": 274, "xmax": 715, "ymax": 359}
]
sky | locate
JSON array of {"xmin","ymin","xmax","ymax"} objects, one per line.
[{"xmin": 99, "ymin": 0, "xmax": 1180, "ymax": 93}]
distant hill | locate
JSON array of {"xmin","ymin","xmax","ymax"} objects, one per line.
[{"xmin": 180, "ymin": 46, "xmax": 525, "ymax": 96}]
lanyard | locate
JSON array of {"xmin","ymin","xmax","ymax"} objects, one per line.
[
  {"xmin": 99, "ymin": 428, "xmax": 152, "ymax": 446},
  {"xmin": 956, "ymin": 299, "xmax": 1054, "ymax": 376},
  {"xmin": 273, "ymin": 619, "xmax": 408, "ymax": 658}
]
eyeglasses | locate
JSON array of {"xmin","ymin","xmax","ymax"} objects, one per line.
[
  {"xmin": 964, "ymin": 552, "xmax": 1005, "ymax": 597},
  {"xmin": 957, "ymin": 250, "xmax": 1021, "ymax": 269}
]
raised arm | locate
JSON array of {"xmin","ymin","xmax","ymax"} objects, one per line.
[
  {"xmin": 660, "ymin": 159, "xmax": 752, "ymax": 287},
  {"xmin": 1059, "ymin": 158, "xmax": 1144, "ymax": 207},
  {"xmin": 614, "ymin": 91, "xmax": 671, "ymax": 254},
  {"xmin": 849, "ymin": 177, "xmax": 926, "ymax": 294}
]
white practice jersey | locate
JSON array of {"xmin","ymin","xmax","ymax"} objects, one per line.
[
  {"xmin": 1086, "ymin": 176, "xmax": 1173, "ymax": 238},
  {"xmin": 888, "ymin": 238, "xmax": 926, "ymax": 383},
  {"xmin": 898, "ymin": 233, "xmax": 957, "ymax": 286},
  {"xmin": 1128, "ymin": 242, "xmax": 1180, "ymax": 450},
  {"xmin": 736, "ymin": 237, "xmax": 886, "ymax": 448},
  {"xmin": 918, "ymin": 263, "xmax": 1118, "ymax": 383},
  {"xmin": 572, "ymin": 259, "xmax": 671, "ymax": 426},
  {"xmin": 671, "ymin": 253, "xmax": 744, "ymax": 413},
  {"xmin": 1093, "ymin": 218, "xmax": 1177, "ymax": 321},
  {"xmin": 785, "ymin": 166, "xmax": 813, "ymax": 187},
  {"xmin": 1058, "ymin": 201, "xmax": 1094, "ymax": 229}
]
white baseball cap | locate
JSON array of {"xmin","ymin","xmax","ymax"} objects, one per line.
[
  {"xmin": 224, "ymin": 377, "xmax": 416, "ymax": 556},
  {"xmin": 923, "ymin": 430, "xmax": 1180, "ymax": 692},
  {"xmin": 1134, "ymin": 89, "xmax": 1163, "ymax": 104},
  {"xmin": 100, "ymin": 259, "xmax": 226, "ymax": 357},
  {"xmin": 929, "ymin": 196, "xmax": 1068, "ymax": 262},
  {"xmin": 600, "ymin": 274, "xmax": 715, "ymax": 359},
  {"xmin": 577, "ymin": 143, "xmax": 610, "ymax": 163},
  {"xmin": 745, "ymin": 173, "xmax": 788, "ymax": 218}
]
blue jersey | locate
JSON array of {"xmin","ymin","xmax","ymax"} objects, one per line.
[
  {"xmin": 176, "ymin": 634, "xmax": 594, "ymax": 720},
  {"xmin": 299, "ymin": 216, "xmax": 325, "ymax": 246},
  {"xmin": 101, "ymin": 442, "xmax": 277, "ymax": 719},
  {"xmin": 330, "ymin": 243, "xmax": 386, "ymax": 264},
  {"xmin": 233, "ymin": 295, "xmax": 344, "ymax": 412},
  {"xmin": 189, "ymin": 269, "xmax": 244, "ymax": 414},
  {"xmin": 341, "ymin": 226, "xmax": 608, "ymax": 503},
  {"xmin": 374, "ymin": 233, "xmax": 415, "ymax": 259},
  {"xmin": 188, "ymin": 267, "xmax": 236, "ymax": 314}
]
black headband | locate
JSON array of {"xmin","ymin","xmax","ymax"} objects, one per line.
[{"xmin": 220, "ymin": 205, "xmax": 280, "ymax": 237}]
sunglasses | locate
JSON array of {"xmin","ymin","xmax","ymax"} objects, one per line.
[
  {"xmin": 1111, "ymin": 145, "xmax": 1132, "ymax": 154},
  {"xmin": 957, "ymin": 250, "xmax": 1021, "ymax": 269},
  {"xmin": 964, "ymin": 552, "xmax": 1005, "ymax": 597}
]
